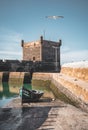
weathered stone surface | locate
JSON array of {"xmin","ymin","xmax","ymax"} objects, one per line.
[
  {"xmin": 33, "ymin": 73, "xmax": 52, "ymax": 80},
  {"xmin": 61, "ymin": 67, "xmax": 88, "ymax": 82},
  {"xmin": 52, "ymin": 73, "xmax": 88, "ymax": 111},
  {"xmin": 32, "ymin": 72, "xmax": 88, "ymax": 112},
  {"xmin": 22, "ymin": 36, "xmax": 61, "ymax": 64}
]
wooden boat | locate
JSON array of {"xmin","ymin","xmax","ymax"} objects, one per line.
[{"xmin": 19, "ymin": 87, "xmax": 44, "ymax": 104}]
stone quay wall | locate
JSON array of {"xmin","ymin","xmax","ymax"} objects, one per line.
[
  {"xmin": 0, "ymin": 61, "xmax": 88, "ymax": 112},
  {"xmin": 0, "ymin": 59, "xmax": 60, "ymax": 72},
  {"xmin": 32, "ymin": 72, "xmax": 88, "ymax": 112},
  {"xmin": 61, "ymin": 67, "xmax": 88, "ymax": 82}
]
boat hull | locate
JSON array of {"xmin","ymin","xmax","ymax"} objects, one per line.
[{"xmin": 20, "ymin": 87, "xmax": 44, "ymax": 104}]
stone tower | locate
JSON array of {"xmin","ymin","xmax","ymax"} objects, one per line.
[{"xmin": 21, "ymin": 36, "xmax": 62, "ymax": 70}]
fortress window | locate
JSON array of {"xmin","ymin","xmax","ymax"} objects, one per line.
[
  {"xmin": 34, "ymin": 43, "xmax": 36, "ymax": 46},
  {"xmin": 33, "ymin": 57, "xmax": 35, "ymax": 61}
]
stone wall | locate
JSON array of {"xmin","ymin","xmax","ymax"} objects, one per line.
[
  {"xmin": 42, "ymin": 40, "xmax": 61, "ymax": 62},
  {"xmin": 0, "ymin": 60, "xmax": 60, "ymax": 72},
  {"xmin": 9, "ymin": 72, "xmax": 24, "ymax": 79},
  {"xmin": 61, "ymin": 67, "xmax": 88, "ymax": 82},
  {"xmin": 0, "ymin": 60, "xmax": 33, "ymax": 72},
  {"xmin": 0, "ymin": 72, "xmax": 32, "ymax": 84},
  {"xmin": 0, "ymin": 72, "xmax": 3, "ymax": 82},
  {"xmin": 32, "ymin": 72, "xmax": 88, "ymax": 112},
  {"xmin": 22, "ymin": 40, "xmax": 41, "ymax": 61},
  {"xmin": 33, "ymin": 73, "xmax": 52, "ymax": 81}
]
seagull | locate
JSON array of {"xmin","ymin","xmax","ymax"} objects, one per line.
[{"xmin": 46, "ymin": 15, "xmax": 64, "ymax": 20}]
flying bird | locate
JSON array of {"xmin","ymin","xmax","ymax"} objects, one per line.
[{"xmin": 46, "ymin": 15, "xmax": 64, "ymax": 19}]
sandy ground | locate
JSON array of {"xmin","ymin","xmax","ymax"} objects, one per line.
[{"xmin": 0, "ymin": 97, "xmax": 88, "ymax": 130}]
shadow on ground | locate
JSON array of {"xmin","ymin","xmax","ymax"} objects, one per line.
[{"xmin": 0, "ymin": 106, "xmax": 52, "ymax": 130}]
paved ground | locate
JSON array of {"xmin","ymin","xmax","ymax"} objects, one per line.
[{"xmin": 0, "ymin": 97, "xmax": 88, "ymax": 130}]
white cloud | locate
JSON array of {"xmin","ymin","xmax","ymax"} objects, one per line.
[
  {"xmin": 0, "ymin": 50, "xmax": 22, "ymax": 55},
  {"xmin": 61, "ymin": 49, "xmax": 88, "ymax": 64},
  {"xmin": 0, "ymin": 50, "xmax": 22, "ymax": 60},
  {"xmin": 0, "ymin": 27, "xmax": 22, "ymax": 41},
  {"xmin": 0, "ymin": 28, "xmax": 23, "ymax": 59}
]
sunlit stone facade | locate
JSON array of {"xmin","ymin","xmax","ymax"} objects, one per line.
[{"xmin": 21, "ymin": 36, "xmax": 62, "ymax": 63}]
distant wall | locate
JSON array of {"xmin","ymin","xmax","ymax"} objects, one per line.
[
  {"xmin": 0, "ymin": 60, "xmax": 61, "ymax": 72},
  {"xmin": 0, "ymin": 60, "xmax": 33, "ymax": 72},
  {"xmin": 61, "ymin": 67, "xmax": 88, "ymax": 82}
]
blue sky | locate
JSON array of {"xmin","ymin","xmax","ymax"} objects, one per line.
[{"xmin": 0, "ymin": 0, "xmax": 88, "ymax": 64}]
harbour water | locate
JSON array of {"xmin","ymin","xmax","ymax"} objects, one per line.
[
  {"xmin": 0, "ymin": 82, "xmax": 20, "ymax": 107},
  {"xmin": 0, "ymin": 81, "xmax": 55, "ymax": 107}
]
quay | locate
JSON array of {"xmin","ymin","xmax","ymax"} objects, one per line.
[
  {"xmin": 0, "ymin": 97, "xmax": 88, "ymax": 130},
  {"xmin": 0, "ymin": 66, "xmax": 88, "ymax": 130}
]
